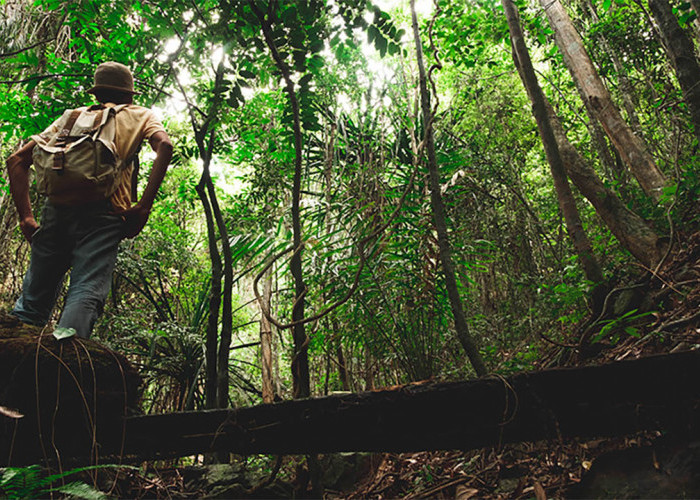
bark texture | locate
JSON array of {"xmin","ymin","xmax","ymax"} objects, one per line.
[
  {"xmin": 548, "ymin": 104, "xmax": 666, "ymax": 267},
  {"xmin": 259, "ymin": 270, "xmax": 274, "ymax": 404},
  {"xmin": 648, "ymin": 0, "xmax": 700, "ymax": 145},
  {"xmin": 34, "ymin": 350, "xmax": 697, "ymax": 463},
  {"xmin": 0, "ymin": 314, "xmax": 141, "ymax": 467},
  {"xmin": 542, "ymin": 0, "xmax": 667, "ymax": 200}
]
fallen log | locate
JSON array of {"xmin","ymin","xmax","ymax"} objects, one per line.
[
  {"xmin": 122, "ymin": 349, "xmax": 700, "ymax": 460},
  {"xmin": 0, "ymin": 313, "xmax": 141, "ymax": 466}
]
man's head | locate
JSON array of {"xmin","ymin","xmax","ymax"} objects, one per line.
[{"xmin": 87, "ymin": 61, "xmax": 138, "ymax": 104}]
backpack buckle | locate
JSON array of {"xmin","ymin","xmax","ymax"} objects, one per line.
[{"xmin": 52, "ymin": 151, "xmax": 65, "ymax": 174}]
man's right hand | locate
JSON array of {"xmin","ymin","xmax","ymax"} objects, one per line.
[
  {"xmin": 7, "ymin": 140, "xmax": 38, "ymax": 243},
  {"xmin": 19, "ymin": 216, "xmax": 39, "ymax": 243}
]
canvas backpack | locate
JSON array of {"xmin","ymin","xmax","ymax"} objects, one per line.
[{"xmin": 31, "ymin": 104, "xmax": 131, "ymax": 205}]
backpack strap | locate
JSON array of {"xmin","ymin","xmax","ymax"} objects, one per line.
[
  {"xmin": 52, "ymin": 109, "xmax": 82, "ymax": 172},
  {"xmin": 112, "ymin": 104, "xmax": 130, "ymax": 115},
  {"xmin": 56, "ymin": 109, "xmax": 82, "ymax": 144},
  {"xmin": 106, "ymin": 104, "xmax": 139, "ymax": 199},
  {"xmin": 129, "ymin": 143, "xmax": 142, "ymax": 200}
]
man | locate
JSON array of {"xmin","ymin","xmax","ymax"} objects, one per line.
[{"xmin": 6, "ymin": 61, "xmax": 173, "ymax": 339}]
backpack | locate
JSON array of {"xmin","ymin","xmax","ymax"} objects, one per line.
[{"xmin": 31, "ymin": 104, "xmax": 131, "ymax": 205}]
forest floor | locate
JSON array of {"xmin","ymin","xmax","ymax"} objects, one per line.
[
  {"xmin": 99, "ymin": 232, "xmax": 700, "ymax": 499},
  {"xmin": 334, "ymin": 230, "xmax": 700, "ymax": 499}
]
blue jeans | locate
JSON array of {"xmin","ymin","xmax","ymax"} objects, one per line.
[{"xmin": 12, "ymin": 200, "xmax": 124, "ymax": 339}]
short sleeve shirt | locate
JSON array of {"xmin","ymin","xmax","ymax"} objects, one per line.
[{"xmin": 107, "ymin": 103, "xmax": 166, "ymax": 211}]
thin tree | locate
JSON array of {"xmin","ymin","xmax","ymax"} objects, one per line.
[
  {"xmin": 259, "ymin": 268, "xmax": 274, "ymax": 404},
  {"xmin": 249, "ymin": 1, "xmax": 310, "ymax": 399},
  {"xmin": 502, "ymin": 0, "xmax": 606, "ymax": 311},
  {"xmin": 175, "ymin": 62, "xmax": 234, "ymax": 412},
  {"xmin": 409, "ymin": 0, "xmax": 487, "ymax": 377},
  {"xmin": 541, "ymin": 0, "xmax": 667, "ymax": 201},
  {"xmin": 648, "ymin": 0, "xmax": 700, "ymax": 145},
  {"xmin": 547, "ymin": 103, "xmax": 667, "ymax": 268}
]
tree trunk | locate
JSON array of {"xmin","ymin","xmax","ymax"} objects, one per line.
[
  {"xmin": 210, "ymin": 179, "xmax": 233, "ymax": 410},
  {"xmin": 541, "ymin": 0, "xmax": 667, "ymax": 201},
  {"xmin": 0, "ymin": 313, "xmax": 142, "ymax": 467},
  {"xmin": 648, "ymin": 0, "xmax": 700, "ymax": 145},
  {"xmin": 410, "ymin": 0, "xmax": 487, "ymax": 376},
  {"xmin": 503, "ymin": 0, "xmax": 605, "ymax": 308},
  {"xmin": 547, "ymin": 103, "xmax": 667, "ymax": 268},
  {"xmin": 195, "ymin": 175, "xmax": 221, "ymax": 411},
  {"xmin": 690, "ymin": 0, "xmax": 700, "ymax": 41},
  {"xmin": 323, "ymin": 123, "xmax": 351, "ymax": 393},
  {"xmin": 259, "ymin": 269, "xmax": 274, "ymax": 404},
  {"xmin": 578, "ymin": 0, "xmax": 639, "ymax": 186},
  {"xmin": 581, "ymin": 0, "xmax": 644, "ymax": 134},
  {"xmin": 336, "ymin": 341, "xmax": 351, "ymax": 391},
  {"xmin": 115, "ymin": 350, "xmax": 700, "ymax": 461}
]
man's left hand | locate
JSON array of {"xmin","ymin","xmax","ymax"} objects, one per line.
[{"xmin": 112, "ymin": 203, "xmax": 151, "ymax": 239}]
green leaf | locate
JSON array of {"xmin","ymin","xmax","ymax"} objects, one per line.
[
  {"xmin": 281, "ymin": 5, "xmax": 298, "ymax": 26},
  {"xmin": 624, "ymin": 327, "xmax": 639, "ymax": 337},
  {"xmin": 24, "ymin": 78, "xmax": 40, "ymax": 92},
  {"xmin": 290, "ymin": 29, "xmax": 306, "ymax": 49},
  {"xmin": 50, "ymin": 482, "xmax": 108, "ymax": 499},
  {"xmin": 309, "ymin": 38, "xmax": 324, "ymax": 53},
  {"xmin": 52, "ymin": 327, "xmax": 76, "ymax": 340},
  {"xmin": 307, "ymin": 54, "xmax": 324, "ymax": 70},
  {"xmin": 299, "ymin": 73, "xmax": 313, "ymax": 88},
  {"xmin": 375, "ymin": 34, "xmax": 388, "ymax": 57},
  {"xmin": 368, "ymin": 24, "xmax": 379, "ymax": 44}
]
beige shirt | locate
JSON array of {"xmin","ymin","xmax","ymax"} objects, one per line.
[{"xmin": 106, "ymin": 103, "xmax": 166, "ymax": 211}]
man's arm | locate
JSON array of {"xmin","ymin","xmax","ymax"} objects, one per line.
[
  {"xmin": 114, "ymin": 130, "xmax": 173, "ymax": 238},
  {"xmin": 6, "ymin": 140, "xmax": 39, "ymax": 243}
]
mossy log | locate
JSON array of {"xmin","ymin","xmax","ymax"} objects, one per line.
[
  {"xmin": 124, "ymin": 350, "xmax": 700, "ymax": 460},
  {"xmin": 0, "ymin": 313, "xmax": 141, "ymax": 466}
]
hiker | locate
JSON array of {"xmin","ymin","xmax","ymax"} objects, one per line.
[{"xmin": 6, "ymin": 61, "xmax": 173, "ymax": 339}]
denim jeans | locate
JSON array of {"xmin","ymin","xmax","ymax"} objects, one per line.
[{"xmin": 12, "ymin": 200, "xmax": 124, "ymax": 339}]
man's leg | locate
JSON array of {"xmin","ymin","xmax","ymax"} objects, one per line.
[
  {"xmin": 12, "ymin": 204, "xmax": 71, "ymax": 326},
  {"xmin": 57, "ymin": 210, "xmax": 123, "ymax": 339}
]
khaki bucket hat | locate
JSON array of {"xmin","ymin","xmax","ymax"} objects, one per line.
[{"xmin": 87, "ymin": 61, "xmax": 139, "ymax": 94}]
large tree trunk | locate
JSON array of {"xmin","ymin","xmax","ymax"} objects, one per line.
[
  {"xmin": 580, "ymin": 0, "xmax": 644, "ymax": 137},
  {"xmin": 648, "ymin": 0, "xmax": 700, "ymax": 145},
  {"xmin": 79, "ymin": 350, "xmax": 700, "ymax": 462},
  {"xmin": 503, "ymin": 0, "xmax": 605, "ymax": 307},
  {"xmin": 410, "ymin": 0, "xmax": 487, "ymax": 377},
  {"xmin": 541, "ymin": 0, "xmax": 667, "ymax": 201},
  {"xmin": 508, "ymin": 0, "xmax": 665, "ymax": 268},
  {"xmin": 0, "ymin": 314, "xmax": 141, "ymax": 467},
  {"xmin": 547, "ymin": 104, "xmax": 667, "ymax": 268}
]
